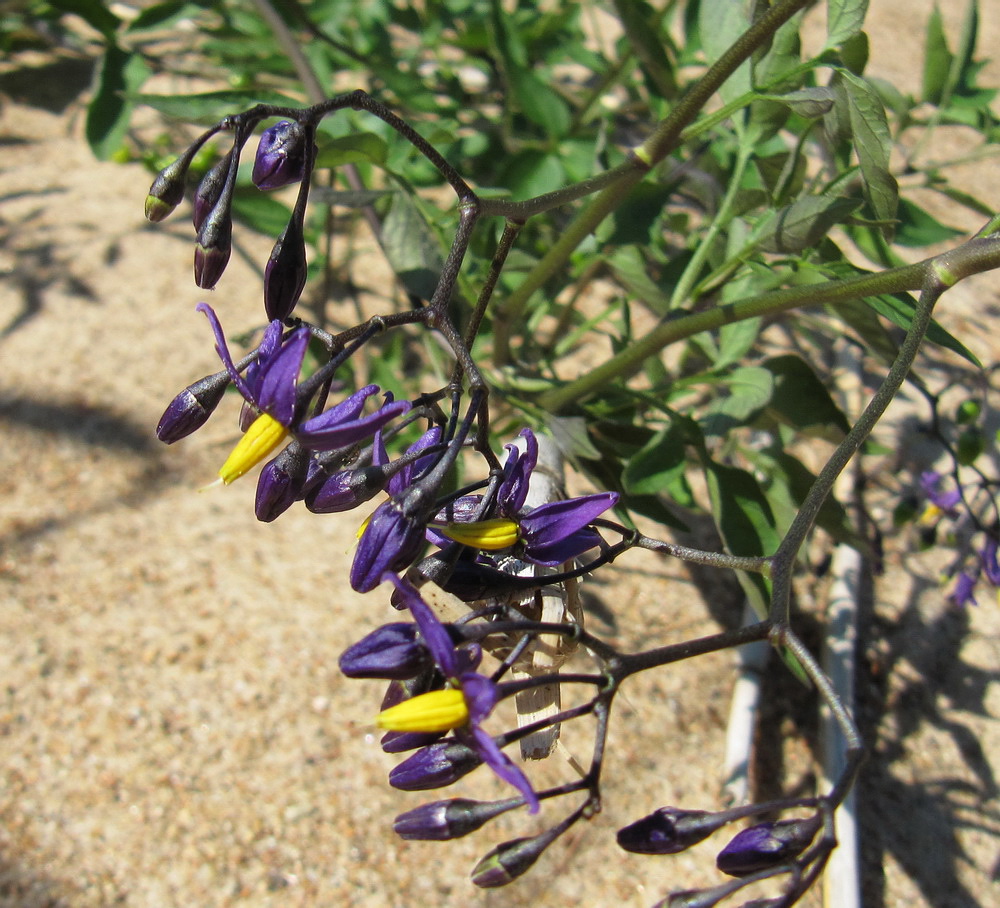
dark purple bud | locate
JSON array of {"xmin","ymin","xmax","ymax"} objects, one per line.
[
  {"xmin": 470, "ymin": 832, "xmax": 554, "ymax": 888},
  {"xmin": 263, "ymin": 215, "xmax": 308, "ymax": 321},
  {"xmin": 194, "ymin": 211, "xmax": 232, "ymax": 290},
  {"xmin": 192, "ymin": 152, "xmax": 233, "ymax": 232},
  {"xmin": 145, "ymin": 155, "xmax": 189, "ymax": 222},
  {"xmin": 252, "ymin": 120, "xmax": 310, "ymax": 190},
  {"xmin": 339, "ymin": 623, "xmax": 430, "ymax": 680},
  {"xmin": 305, "ymin": 465, "xmax": 390, "ymax": 514},
  {"xmin": 254, "ymin": 443, "xmax": 309, "ymax": 523},
  {"xmin": 617, "ymin": 807, "xmax": 727, "ymax": 855},
  {"xmin": 394, "ymin": 796, "xmax": 520, "ymax": 841},
  {"xmin": 388, "ymin": 739, "xmax": 481, "ymax": 791},
  {"xmin": 716, "ymin": 816, "xmax": 822, "ymax": 877},
  {"xmin": 156, "ymin": 371, "xmax": 230, "ymax": 443}
]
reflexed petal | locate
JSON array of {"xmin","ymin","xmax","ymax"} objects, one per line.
[
  {"xmin": 498, "ymin": 428, "xmax": 537, "ymax": 514},
  {"xmin": 298, "ymin": 387, "xmax": 411, "ymax": 451},
  {"xmin": 525, "ymin": 526, "xmax": 602, "ymax": 567},
  {"xmin": 385, "ymin": 572, "xmax": 458, "ymax": 676},
  {"xmin": 460, "ymin": 672, "xmax": 498, "ymax": 726},
  {"xmin": 470, "ymin": 727, "xmax": 539, "ymax": 814},
  {"xmin": 519, "ymin": 492, "xmax": 618, "ymax": 547},
  {"xmin": 389, "ymin": 426, "xmax": 443, "ymax": 496},
  {"xmin": 197, "ymin": 303, "xmax": 252, "ymax": 401}
]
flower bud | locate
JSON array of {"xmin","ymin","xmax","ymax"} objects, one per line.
[
  {"xmin": 388, "ymin": 739, "xmax": 481, "ymax": 791},
  {"xmin": 194, "ymin": 212, "xmax": 232, "ymax": 290},
  {"xmin": 716, "ymin": 816, "xmax": 821, "ymax": 877},
  {"xmin": 470, "ymin": 832, "xmax": 553, "ymax": 888},
  {"xmin": 339, "ymin": 623, "xmax": 430, "ymax": 679},
  {"xmin": 192, "ymin": 152, "xmax": 233, "ymax": 231},
  {"xmin": 156, "ymin": 371, "xmax": 230, "ymax": 443},
  {"xmin": 255, "ymin": 442, "xmax": 309, "ymax": 522},
  {"xmin": 263, "ymin": 216, "xmax": 308, "ymax": 321},
  {"xmin": 252, "ymin": 120, "xmax": 310, "ymax": 190},
  {"xmin": 617, "ymin": 807, "xmax": 727, "ymax": 855},
  {"xmin": 394, "ymin": 796, "xmax": 520, "ymax": 841},
  {"xmin": 305, "ymin": 465, "xmax": 389, "ymax": 514},
  {"xmin": 145, "ymin": 155, "xmax": 189, "ymax": 222}
]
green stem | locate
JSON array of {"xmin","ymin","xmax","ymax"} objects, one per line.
[
  {"xmin": 492, "ymin": 0, "xmax": 818, "ymax": 363},
  {"xmin": 669, "ymin": 141, "xmax": 754, "ymax": 309},
  {"xmin": 536, "ymin": 260, "xmax": 928, "ymax": 412}
]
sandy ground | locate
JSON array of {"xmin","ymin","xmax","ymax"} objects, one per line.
[{"xmin": 2, "ymin": 4, "xmax": 1000, "ymax": 907}]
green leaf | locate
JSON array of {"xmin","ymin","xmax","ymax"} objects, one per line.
[
  {"xmin": 622, "ymin": 422, "xmax": 690, "ymax": 500},
  {"xmin": 132, "ymin": 90, "xmax": 303, "ymax": 123},
  {"xmin": 508, "ymin": 69, "xmax": 572, "ymax": 138},
  {"xmin": 381, "ymin": 190, "xmax": 446, "ymax": 301},
  {"xmin": 85, "ymin": 45, "xmax": 151, "ymax": 160},
  {"xmin": 894, "ymin": 198, "xmax": 963, "ymax": 247},
  {"xmin": 841, "ymin": 72, "xmax": 898, "ymax": 234},
  {"xmin": 49, "ymin": 0, "xmax": 121, "ymax": 38},
  {"xmin": 699, "ymin": 0, "xmax": 751, "ymax": 104},
  {"xmin": 922, "ymin": 4, "xmax": 953, "ymax": 104},
  {"xmin": 865, "ymin": 293, "xmax": 982, "ymax": 367},
  {"xmin": 701, "ymin": 366, "xmax": 774, "ymax": 436},
  {"xmin": 756, "ymin": 195, "xmax": 862, "ymax": 254},
  {"xmin": 126, "ymin": 0, "xmax": 207, "ymax": 33},
  {"xmin": 762, "ymin": 354, "xmax": 850, "ymax": 440},
  {"xmin": 825, "ymin": 0, "xmax": 869, "ymax": 50},
  {"xmin": 230, "ymin": 191, "xmax": 291, "ymax": 237},
  {"xmin": 705, "ymin": 460, "xmax": 780, "ymax": 614},
  {"xmin": 315, "ymin": 132, "xmax": 389, "ymax": 168},
  {"xmin": 760, "ymin": 87, "xmax": 837, "ymax": 118}
]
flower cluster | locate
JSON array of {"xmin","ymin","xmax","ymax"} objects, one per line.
[{"xmin": 143, "ymin": 97, "xmax": 870, "ymax": 907}]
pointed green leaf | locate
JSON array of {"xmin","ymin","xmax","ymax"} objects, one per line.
[
  {"xmin": 842, "ymin": 72, "xmax": 898, "ymax": 233},
  {"xmin": 762, "ymin": 354, "xmax": 850, "ymax": 440},
  {"xmin": 756, "ymin": 195, "xmax": 862, "ymax": 254},
  {"xmin": 825, "ymin": 0, "xmax": 869, "ymax": 50},
  {"xmin": 922, "ymin": 4, "xmax": 953, "ymax": 104},
  {"xmin": 86, "ymin": 45, "xmax": 151, "ymax": 160}
]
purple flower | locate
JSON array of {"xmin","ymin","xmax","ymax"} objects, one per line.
[
  {"xmin": 339, "ymin": 623, "xmax": 431, "ymax": 679},
  {"xmin": 436, "ymin": 428, "xmax": 618, "ymax": 566},
  {"xmin": 920, "ymin": 471, "xmax": 961, "ymax": 513},
  {"xmin": 155, "ymin": 371, "xmax": 229, "ymax": 443},
  {"xmin": 379, "ymin": 573, "xmax": 540, "ymax": 813},
  {"xmin": 980, "ymin": 537, "xmax": 1000, "ymax": 586},
  {"xmin": 950, "ymin": 571, "xmax": 979, "ymax": 607}
]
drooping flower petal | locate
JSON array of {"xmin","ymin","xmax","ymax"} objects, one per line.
[
  {"xmin": 498, "ymin": 428, "xmax": 538, "ymax": 515},
  {"xmin": 469, "ymin": 727, "xmax": 539, "ymax": 814},
  {"xmin": 385, "ymin": 572, "xmax": 458, "ymax": 677}
]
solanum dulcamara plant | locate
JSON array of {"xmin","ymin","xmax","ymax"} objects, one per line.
[{"xmin": 129, "ymin": 0, "xmax": 1000, "ymax": 903}]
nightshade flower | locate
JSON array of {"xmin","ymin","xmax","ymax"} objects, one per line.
[
  {"xmin": 375, "ymin": 573, "xmax": 540, "ymax": 813},
  {"xmin": 919, "ymin": 470, "xmax": 961, "ymax": 521},
  {"xmin": 199, "ymin": 303, "xmax": 308, "ymax": 484},
  {"xmin": 199, "ymin": 305, "xmax": 410, "ymax": 485},
  {"xmin": 436, "ymin": 428, "xmax": 618, "ymax": 565}
]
